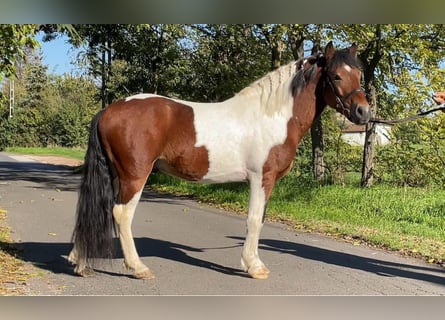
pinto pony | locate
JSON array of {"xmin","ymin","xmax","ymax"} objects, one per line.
[{"xmin": 69, "ymin": 42, "xmax": 371, "ymax": 280}]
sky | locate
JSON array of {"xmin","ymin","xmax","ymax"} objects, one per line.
[{"xmin": 35, "ymin": 32, "xmax": 82, "ymax": 75}]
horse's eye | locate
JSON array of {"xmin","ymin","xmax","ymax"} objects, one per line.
[{"xmin": 334, "ymin": 74, "xmax": 342, "ymax": 81}]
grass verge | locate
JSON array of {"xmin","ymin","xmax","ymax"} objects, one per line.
[{"xmin": 5, "ymin": 147, "xmax": 85, "ymax": 161}]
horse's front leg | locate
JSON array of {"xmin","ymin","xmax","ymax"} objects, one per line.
[
  {"xmin": 241, "ymin": 174, "xmax": 271, "ymax": 279},
  {"xmin": 113, "ymin": 189, "xmax": 155, "ymax": 279}
]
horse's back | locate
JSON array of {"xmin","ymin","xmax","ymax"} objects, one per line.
[{"xmin": 99, "ymin": 96, "xmax": 197, "ymax": 148}]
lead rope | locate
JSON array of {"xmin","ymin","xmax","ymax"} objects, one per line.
[{"xmin": 369, "ymin": 103, "xmax": 445, "ymax": 125}]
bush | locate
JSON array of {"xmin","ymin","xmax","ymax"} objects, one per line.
[
  {"xmin": 49, "ymin": 105, "xmax": 96, "ymax": 148},
  {"xmin": 0, "ymin": 107, "xmax": 50, "ymax": 149},
  {"xmin": 0, "ymin": 73, "xmax": 100, "ymax": 150},
  {"xmin": 374, "ymin": 119, "xmax": 445, "ymax": 187}
]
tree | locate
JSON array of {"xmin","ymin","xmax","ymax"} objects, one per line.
[
  {"xmin": 19, "ymin": 50, "xmax": 48, "ymax": 109},
  {"xmin": 255, "ymin": 24, "xmax": 308, "ymax": 70},
  {"xmin": 0, "ymin": 24, "xmax": 79, "ymax": 81},
  {"xmin": 72, "ymin": 24, "xmax": 124, "ymax": 108},
  {"xmin": 256, "ymin": 24, "xmax": 288, "ymax": 70},
  {"xmin": 185, "ymin": 24, "xmax": 269, "ymax": 102},
  {"xmin": 46, "ymin": 74, "xmax": 100, "ymax": 147},
  {"xmin": 0, "ymin": 24, "xmax": 39, "ymax": 81},
  {"xmin": 70, "ymin": 24, "xmax": 189, "ymax": 106},
  {"xmin": 112, "ymin": 24, "xmax": 187, "ymax": 97},
  {"xmin": 28, "ymin": 24, "xmax": 444, "ymax": 188}
]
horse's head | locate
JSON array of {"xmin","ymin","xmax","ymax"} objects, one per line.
[{"xmin": 319, "ymin": 42, "xmax": 371, "ymax": 125}]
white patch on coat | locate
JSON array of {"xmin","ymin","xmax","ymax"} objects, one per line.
[
  {"xmin": 125, "ymin": 61, "xmax": 299, "ymax": 184},
  {"xmin": 242, "ymin": 173, "xmax": 267, "ymax": 271},
  {"xmin": 113, "ymin": 190, "xmax": 147, "ymax": 271},
  {"xmin": 344, "ymin": 65, "xmax": 352, "ymax": 73},
  {"xmin": 125, "ymin": 93, "xmax": 158, "ymax": 102}
]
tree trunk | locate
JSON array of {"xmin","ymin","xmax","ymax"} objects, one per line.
[
  {"xmin": 289, "ymin": 36, "xmax": 304, "ymax": 60},
  {"xmin": 100, "ymin": 46, "xmax": 106, "ymax": 109},
  {"xmin": 100, "ymin": 37, "xmax": 112, "ymax": 108},
  {"xmin": 361, "ymin": 84, "xmax": 377, "ymax": 187},
  {"xmin": 311, "ymin": 118, "xmax": 325, "ymax": 181},
  {"xmin": 106, "ymin": 38, "xmax": 113, "ymax": 105},
  {"xmin": 257, "ymin": 24, "xmax": 283, "ymax": 71},
  {"xmin": 271, "ymin": 43, "xmax": 282, "ymax": 70},
  {"xmin": 309, "ymin": 39, "xmax": 325, "ymax": 181}
]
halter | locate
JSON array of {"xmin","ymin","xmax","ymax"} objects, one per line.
[
  {"xmin": 298, "ymin": 54, "xmax": 365, "ymax": 116},
  {"xmin": 325, "ymin": 74, "xmax": 364, "ymax": 115},
  {"xmin": 319, "ymin": 56, "xmax": 365, "ymax": 116}
]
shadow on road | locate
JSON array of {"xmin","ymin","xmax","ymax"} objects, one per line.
[
  {"xmin": 3, "ymin": 235, "xmax": 444, "ymax": 285},
  {"xmin": 0, "ymin": 161, "xmax": 80, "ymax": 192},
  {"xmin": 228, "ymin": 236, "xmax": 445, "ymax": 286},
  {"xmin": 2, "ymin": 237, "xmax": 247, "ymax": 280},
  {"xmin": 139, "ymin": 189, "xmax": 198, "ymax": 206}
]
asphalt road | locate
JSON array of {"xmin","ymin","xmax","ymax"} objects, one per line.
[{"xmin": 0, "ymin": 151, "xmax": 444, "ymax": 295}]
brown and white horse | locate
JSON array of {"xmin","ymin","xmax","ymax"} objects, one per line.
[{"xmin": 69, "ymin": 41, "xmax": 371, "ymax": 280}]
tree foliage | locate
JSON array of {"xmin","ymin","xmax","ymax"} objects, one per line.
[
  {"xmin": 71, "ymin": 24, "xmax": 189, "ymax": 106},
  {"xmin": 183, "ymin": 24, "xmax": 270, "ymax": 102},
  {"xmin": 0, "ymin": 24, "xmax": 40, "ymax": 80},
  {"xmin": 0, "ymin": 47, "xmax": 99, "ymax": 149}
]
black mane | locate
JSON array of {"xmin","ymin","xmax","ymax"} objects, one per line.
[{"xmin": 291, "ymin": 56, "xmax": 320, "ymax": 96}]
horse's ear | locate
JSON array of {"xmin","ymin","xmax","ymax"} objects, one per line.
[
  {"xmin": 349, "ymin": 43, "xmax": 358, "ymax": 58},
  {"xmin": 324, "ymin": 41, "xmax": 335, "ymax": 62}
]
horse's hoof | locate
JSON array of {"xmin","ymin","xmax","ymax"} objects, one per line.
[
  {"xmin": 134, "ymin": 268, "xmax": 155, "ymax": 280},
  {"xmin": 250, "ymin": 269, "xmax": 270, "ymax": 280},
  {"xmin": 247, "ymin": 265, "xmax": 270, "ymax": 280},
  {"xmin": 75, "ymin": 266, "xmax": 95, "ymax": 277},
  {"xmin": 241, "ymin": 258, "xmax": 270, "ymax": 279}
]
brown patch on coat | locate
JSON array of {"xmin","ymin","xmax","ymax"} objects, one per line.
[
  {"xmin": 98, "ymin": 97, "xmax": 209, "ymax": 203},
  {"xmin": 261, "ymin": 71, "xmax": 322, "ymax": 201}
]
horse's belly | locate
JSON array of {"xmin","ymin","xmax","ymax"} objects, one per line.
[
  {"xmin": 154, "ymin": 156, "xmax": 247, "ymax": 184},
  {"xmin": 199, "ymin": 167, "xmax": 248, "ymax": 184}
]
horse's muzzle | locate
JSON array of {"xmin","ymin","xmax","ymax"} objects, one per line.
[{"xmin": 350, "ymin": 104, "xmax": 371, "ymax": 125}]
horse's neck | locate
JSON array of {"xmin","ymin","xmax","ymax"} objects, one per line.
[{"xmin": 288, "ymin": 81, "xmax": 323, "ymax": 143}]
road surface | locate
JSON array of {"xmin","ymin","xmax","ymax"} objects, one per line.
[{"xmin": 0, "ymin": 152, "xmax": 444, "ymax": 295}]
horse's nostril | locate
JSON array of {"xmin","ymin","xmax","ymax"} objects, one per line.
[
  {"xmin": 356, "ymin": 106, "xmax": 369, "ymax": 117},
  {"xmin": 354, "ymin": 105, "xmax": 371, "ymax": 124}
]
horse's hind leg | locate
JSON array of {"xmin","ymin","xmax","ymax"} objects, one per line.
[
  {"xmin": 67, "ymin": 246, "xmax": 95, "ymax": 277},
  {"xmin": 113, "ymin": 181, "xmax": 154, "ymax": 279}
]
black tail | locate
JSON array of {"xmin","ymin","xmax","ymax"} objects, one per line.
[{"xmin": 71, "ymin": 110, "xmax": 115, "ymax": 261}]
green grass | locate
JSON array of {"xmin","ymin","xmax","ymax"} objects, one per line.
[
  {"xmin": 5, "ymin": 147, "xmax": 85, "ymax": 161},
  {"xmin": 148, "ymin": 172, "xmax": 445, "ymax": 264},
  {"xmin": 5, "ymin": 147, "xmax": 445, "ymax": 264}
]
